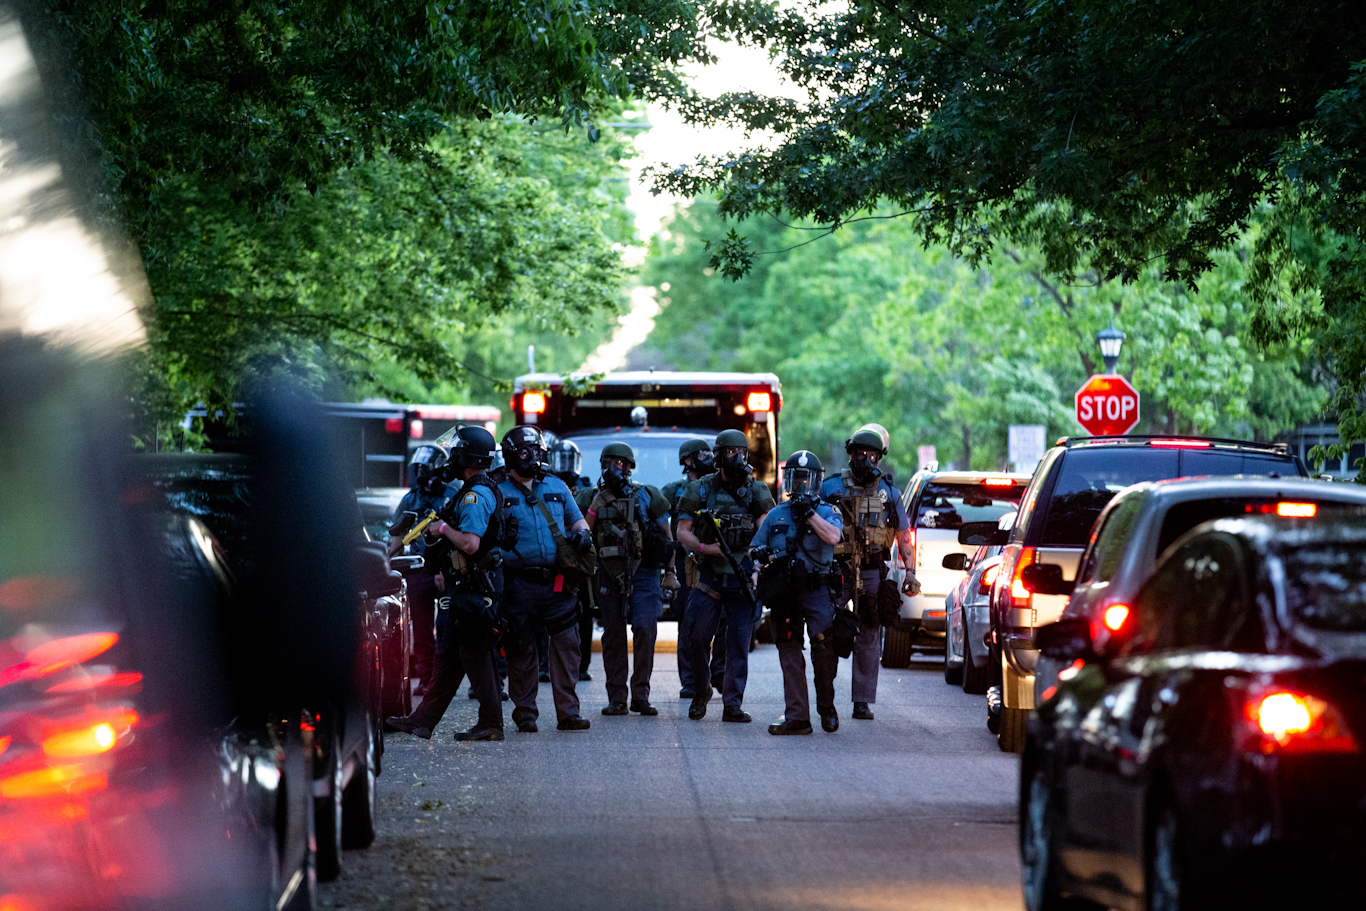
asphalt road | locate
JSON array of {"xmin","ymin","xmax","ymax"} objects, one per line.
[{"xmin": 318, "ymin": 645, "xmax": 1024, "ymax": 911}]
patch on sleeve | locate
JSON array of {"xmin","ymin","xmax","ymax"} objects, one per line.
[{"xmin": 463, "ymin": 493, "xmax": 479, "ymax": 505}]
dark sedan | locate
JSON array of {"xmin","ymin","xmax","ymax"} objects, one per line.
[{"xmin": 1021, "ymin": 517, "xmax": 1366, "ymax": 911}]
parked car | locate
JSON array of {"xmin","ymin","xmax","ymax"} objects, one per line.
[
  {"xmin": 983, "ymin": 436, "xmax": 1308, "ymax": 752},
  {"xmin": 356, "ymin": 487, "xmax": 417, "ymax": 717},
  {"xmin": 883, "ymin": 470, "xmax": 1029, "ymax": 667},
  {"xmin": 1021, "ymin": 516, "xmax": 1366, "ymax": 911},
  {"xmin": 942, "ymin": 512, "xmax": 1014, "ymax": 693},
  {"xmin": 1032, "ymin": 475, "xmax": 1366, "ymax": 706}
]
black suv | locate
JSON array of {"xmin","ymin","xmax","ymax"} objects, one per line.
[{"xmin": 982, "ymin": 436, "xmax": 1307, "ymax": 752}]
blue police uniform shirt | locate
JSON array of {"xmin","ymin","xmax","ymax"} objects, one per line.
[
  {"xmin": 392, "ymin": 484, "xmax": 456, "ymax": 555},
  {"xmin": 751, "ymin": 500, "xmax": 843, "ymax": 573},
  {"xmin": 819, "ymin": 474, "xmax": 909, "ymax": 531},
  {"xmin": 449, "ymin": 483, "xmax": 497, "ymax": 539},
  {"xmin": 498, "ymin": 474, "xmax": 584, "ymax": 570}
]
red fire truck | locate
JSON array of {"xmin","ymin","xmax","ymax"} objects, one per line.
[{"xmin": 510, "ymin": 372, "xmax": 783, "ymax": 492}]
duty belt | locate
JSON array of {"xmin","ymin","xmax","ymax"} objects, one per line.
[{"xmin": 509, "ymin": 566, "xmax": 556, "ymax": 584}]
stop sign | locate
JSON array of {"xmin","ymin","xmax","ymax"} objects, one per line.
[{"xmin": 1075, "ymin": 374, "xmax": 1140, "ymax": 436}]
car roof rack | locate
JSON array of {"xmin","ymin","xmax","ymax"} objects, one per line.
[{"xmin": 1054, "ymin": 435, "xmax": 1291, "ymax": 456}]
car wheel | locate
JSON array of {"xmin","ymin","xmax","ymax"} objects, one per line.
[
  {"xmin": 314, "ymin": 726, "xmax": 344, "ymax": 882},
  {"xmin": 998, "ymin": 705, "xmax": 1027, "ymax": 753},
  {"xmin": 1147, "ymin": 795, "xmax": 1184, "ymax": 911},
  {"xmin": 381, "ymin": 639, "xmax": 411, "ymax": 719},
  {"xmin": 278, "ymin": 778, "xmax": 316, "ymax": 911},
  {"xmin": 962, "ymin": 628, "xmax": 990, "ymax": 695},
  {"xmin": 943, "ymin": 640, "xmax": 963, "ymax": 685},
  {"xmin": 881, "ymin": 624, "xmax": 913, "ymax": 668},
  {"xmin": 342, "ymin": 715, "xmax": 378, "ymax": 849},
  {"xmin": 1021, "ymin": 761, "xmax": 1102, "ymax": 911}
]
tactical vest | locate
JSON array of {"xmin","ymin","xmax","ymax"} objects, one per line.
[
  {"xmin": 832, "ymin": 470, "xmax": 897, "ymax": 559},
  {"xmin": 435, "ymin": 473, "xmax": 511, "ymax": 579},
  {"xmin": 590, "ymin": 484, "xmax": 644, "ymax": 578},
  {"xmin": 697, "ymin": 476, "xmax": 763, "ymax": 560}
]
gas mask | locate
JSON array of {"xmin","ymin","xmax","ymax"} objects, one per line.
[
  {"xmin": 602, "ymin": 458, "xmax": 633, "ymax": 496},
  {"xmin": 687, "ymin": 450, "xmax": 716, "ymax": 476},
  {"xmin": 416, "ymin": 466, "xmax": 444, "ymax": 494},
  {"xmin": 848, "ymin": 448, "xmax": 882, "ymax": 485},
  {"xmin": 717, "ymin": 447, "xmax": 750, "ymax": 479},
  {"xmin": 509, "ymin": 444, "xmax": 545, "ymax": 479}
]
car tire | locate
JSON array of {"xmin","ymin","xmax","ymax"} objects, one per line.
[
  {"xmin": 314, "ymin": 726, "xmax": 344, "ymax": 882},
  {"xmin": 1021, "ymin": 760, "xmax": 1100, "ymax": 911},
  {"xmin": 943, "ymin": 640, "xmax": 963, "ymax": 685},
  {"xmin": 998, "ymin": 705, "xmax": 1027, "ymax": 753},
  {"xmin": 381, "ymin": 641, "xmax": 411, "ymax": 719},
  {"xmin": 341, "ymin": 718, "xmax": 378, "ymax": 850},
  {"xmin": 962, "ymin": 628, "xmax": 990, "ymax": 695},
  {"xmin": 279, "ymin": 724, "xmax": 317, "ymax": 911},
  {"xmin": 1146, "ymin": 794, "xmax": 1186, "ymax": 911},
  {"xmin": 881, "ymin": 624, "xmax": 913, "ymax": 668}
]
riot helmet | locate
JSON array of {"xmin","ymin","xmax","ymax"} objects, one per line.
[
  {"xmin": 678, "ymin": 437, "xmax": 715, "ymax": 476},
  {"xmin": 713, "ymin": 428, "xmax": 750, "ymax": 478},
  {"xmin": 549, "ymin": 439, "xmax": 583, "ymax": 478},
  {"xmin": 856, "ymin": 423, "xmax": 891, "ymax": 453},
  {"xmin": 409, "ymin": 444, "xmax": 448, "ymax": 492},
  {"xmin": 488, "ymin": 447, "xmax": 508, "ymax": 483},
  {"xmin": 845, "ymin": 427, "xmax": 887, "ymax": 485},
  {"xmin": 600, "ymin": 441, "xmax": 636, "ymax": 496},
  {"xmin": 501, "ymin": 425, "xmax": 549, "ymax": 479},
  {"xmin": 782, "ymin": 451, "xmax": 823, "ymax": 498},
  {"xmin": 449, "ymin": 425, "xmax": 497, "ymax": 471}
]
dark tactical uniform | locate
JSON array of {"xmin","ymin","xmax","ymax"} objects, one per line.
[
  {"xmin": 680, "ymin": 475, "xmax": 775, "ymax": 712},
  {"xmin": 664, "ymin": 476, "xmax": 725, "ymax": 694},
  {"xmin": 570, "ymin": 478, "xmax": 596, "ymax": 679},
  {"xmin": 820, "ymin": 470, "xmax": 908, "ymax": 707},
  {"xmin": 391, "ymin": 481, "xmax": 454, "ymax": 682},
  {"xmin": 751, "ymin": 498, "xmax": 843, "ymax": 727},
  {"xmin": 588, "ymin": 481, "xmax": 671, "ymax": 709},
  {"xmin": 404, "ymin": 476, "xmax": 505, "ymax": 734},
  {"xmin": 500, "ymin": 474, "xmax": 586, "ymax": 727}
]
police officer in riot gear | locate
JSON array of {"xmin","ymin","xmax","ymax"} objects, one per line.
[
  {"xmin": 387, "ymin": 444, "xmax": 453, "ymax": 693},
  {"xmin": 752, "ymin": 452, "xmax": 844, "ymax": 734},
  {"xmin": 663, "ymin": 439, "xmax": 723, "ymax": 699},
  {"xmin": 677, "ymin": 430, "xmax": 775, "ymax": 722},
  {"xmin": 551, "ymin": 439, "xmax": 596, "ymax": 682},
  {"xmin": 585, "ymin": 442, "xmax": 673, "ymax": 716},
  {"xmin": 499, "ymin": 425, "xmax": 593, "ymax": 732},
  {"xmin": 385, "ymin": 426, "xmax": 507, "ymax": 740},
  {"xmin": 820, "ymin": 428, "xmax": 917, "ymax": 721}
]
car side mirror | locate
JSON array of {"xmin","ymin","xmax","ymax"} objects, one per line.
[
  {"xmin": 1021, "ymin": 563, "xmax": 1075, "ymax": 596},
  {"xmin": 941, "ymin": 552, "xmax": 968, "ymax": 572},
  {"xmin": 1036, "ymin": 617, "xmax": 1093, "ymax": 661},
  {"xmin": 958, "ymin": 521, "xmax": 1008, "ymax": 547}
]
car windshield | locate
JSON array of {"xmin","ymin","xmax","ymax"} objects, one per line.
[
  {"xmin": 915, "ymin": 482, "xmax": 1023, "ymax": 530},
  {"xmin": 1284, "ymin": 544, "xmax": 1366, "ymax": 632},
  {"xmin": 568, "ymin": 433, "xmax": 707, "ymax": 491},
  {"xmin": 151, "ymin": 474, "xmax": 254, "ymax": 568}
]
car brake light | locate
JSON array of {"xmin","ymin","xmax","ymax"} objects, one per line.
[
  {"xmin": 1275, "ymin": 502, "xmax": 1317, "ymax": 518},
  {"xmin": 981, "ymin": 477, "xmax": 1013, "ymax": 487},
  {"xmin": 1103, "ymin": 604, "xmax": 1130, "ymax": 631},
  {"xmin": 384, "ymin": 417, "xmax": 403, "ymax": 433},
  {"xmin": 522, "ymin": 391, "xmax": 547, "ymax": 414},
  {"xmin": 1246, "ymin": 690, "xmax": 1359, "ymax": 754},
  {"xmin": 0, "ymin": 765, "xmax": 108, "ymax": 800},
  {"xmin": 1010, "ymin": 547, "xmax": 1035, "ymax": 606},
  {"xmin": 979, "ymin": 564, "xmax": 1000, "ymax": 595},
  {"xmin": 0, "ymin": 735, "xmax": 9, "ymax": 757},
  {"xmin": 409, "ymin": 418, "xmax": 424, "ymax": 439},
  {"xmin": 746, "ymin": 391, "xmax": 772, "ymax": 412},
  {"xmin": 41, "ymin": 707, "xmax": 138, "ymax": 759},
  {"xmin": 1148, "ymin": 439, "xmax": 1212, "ymax": 448},
  {"xmin": 2, "ymin": 633, "xmax": 120, "ymax": 688}
]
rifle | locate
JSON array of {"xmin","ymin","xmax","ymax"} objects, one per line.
[
  {"xmin": 696, "ymin": 508, "xmax": 757, "ymax": 610},
  {"xmin": 388, "ymin": 509, "xmax": 441, "ymax": 546}
]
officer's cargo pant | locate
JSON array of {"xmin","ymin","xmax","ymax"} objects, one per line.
[
  {"xmin": 505, "ymin": 574, "xmax": 582, "ymax": 724},
  {"xmin": 687, "ymin": 574, "xmax": 754, "ymax": 710},
  {"xmin": 677, "ymin": 579, "xmax": 726, "ymax": 690},
  {"xmin": 406, "ymin": 571, "xmax": 439, "ymax": 681},
  {"xmin": 840, "ymin": 567, "xmax": 884, "ymax": 704},
  {"xmin": 599, "ymin": 567, "xmax": 663, "ymax": 705},
  {"xmin": 411, "ymin": 592, "xmax": 503, "ymax": 731},
  {"xmin": 776, "ymin": 586, "xmax": 838, "ymax": 724}
]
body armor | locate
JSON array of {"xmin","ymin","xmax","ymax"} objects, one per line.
[
  {"xmin": 696, "ymin": 476, "xmax": 762, "ymax": 559},
  {"xmin": 832, "ymin": 469, "xmax": 896, "ymax": 559},
  {"xmin": 591, "ymin": 484, "xmax": 645, "ymax": 578},
  {"xmin": 432, "ymin": 473, "xmax": 510, "ymax": 594}
]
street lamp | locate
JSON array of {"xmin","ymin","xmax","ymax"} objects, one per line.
[{"xmin": 1096, "ymin": 319, "xmax": 1126, "ymax": 374}]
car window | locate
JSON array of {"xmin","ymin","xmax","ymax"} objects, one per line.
[
  {"xmin": 1040, "ymin": 449, "xmax": 1180, "ymax": 547},
  {"xmin": 913, "ymin": 481, "xmax": 1024, "ymax": 530},
  {"xmin": 569, "ymin": 435, "xmax": 698, "ymax": 491},
  {"xmin": 1180, "ymin": 450, "xmax": 1302, "ymax": 478},
  {"xmin": 1157, "ymin": 538, "xmax": 1251, "ymax": 651},
  {"xmin": 1079, "ymin": 493, "xmax": 1145, "ymax": 584},
  {"xmin": 1284, "ymin": 543, "xmax": 1366, "ymax": 632},
  {"xmin": 1127, "ymin": 543, "xmax": 1195, "ymax": 655}
]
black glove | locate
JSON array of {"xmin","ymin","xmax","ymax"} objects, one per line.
[
  {"xmin": 570, "ymin": 528, "xmax": 594, "ymax": 553},
  {"xmin": 792, "ymin": 493, "xmax": 817, "ymax": 522}
]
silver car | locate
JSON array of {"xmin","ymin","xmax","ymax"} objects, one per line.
[{"xmin": 943, "ymin": 512, "xmax": 1014, "ymax": 692}]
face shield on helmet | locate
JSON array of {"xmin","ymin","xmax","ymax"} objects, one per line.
[
  {"xmin": 409, "ymin": 445, "xmax": 447, "ymax": 491},
  {"xmin": 782, "ymin": 451, "xmax": 824, "ymax": 498},
  {"xmin": 549, "ymin": 440, "xmax": 582, "ymax": 478}
]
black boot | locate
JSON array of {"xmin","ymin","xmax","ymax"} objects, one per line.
[
  {"xmin": 768, "ymin": 718, "xmax": 813, "ymax": 735},
  {"xmin": 853, "ymin": 702, "xmax": 874, "ymax": 720}
]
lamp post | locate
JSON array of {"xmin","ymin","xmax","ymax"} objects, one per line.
[{"xmin": 1096, "ymin": 319, "xmax": 1126, "ymax": 374}]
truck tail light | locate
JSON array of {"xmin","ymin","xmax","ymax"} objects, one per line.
[
  {"xmin": 1010, "ymin": 547, "xmax": 1035, "ymax": 607},
  {"xmin": 522, "ymin": 391, "xmax": 547, "ymax": 414},
  {"xmin": 907, "ymin": 529, "xmax": 916, "ymax": 571},
  {"xmin": 746, "ymin": 391, "xmax": 772, "ymax": 412},
  {"xmin": 1244, "ymin": 690, "xmax": 1360, "ymax": 755},
  {"xmin": 409, "ymin": 419, "xmax": 424, "ymax": 439}
]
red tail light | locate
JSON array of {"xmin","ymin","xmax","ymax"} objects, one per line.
[
  {"xmin": 1010, "ymin": 547, "xmax": 1035, "ymax": 607},
  {"xmin": 981, "ymin": 477, "xmax": 1013, "ymax": 487},
  {"xmin": 746, "ymin": 391, "xmax": 772, "ymax": 412},
  {"xmin": 1103, "ymin": 604, "xmax": 1130, "ymax": 631},
  {"xmin": 1275, "ymin": 501, "xmax": 1317, "ymax": 518},
  {"xmin": 1148, "ymin": 439, "xmax": 1212, "ymax": 448},
  {"xmin": 1244, "ymin": 690, "xmax": 1360, "ymax": 755},
  {"xmin": 41, "ymin": 707, "xmax": 139, "ymax": 759},
  {"xmin": 2, "ymin": 633, "xmax": 120, "ymax": 689},
  {"xmin": 907, "ymin": 529, "xmax": 916, "ymax": 570},
  {"xmin": 978, "ymin": 564, "xmax": 1000, "ymax": 595}
]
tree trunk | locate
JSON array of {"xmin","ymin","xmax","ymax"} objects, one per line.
[{"xmin": 961, "ymin": 422, "xmax": 972, "ymax": 471}]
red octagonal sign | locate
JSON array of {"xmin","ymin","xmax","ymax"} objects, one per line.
[{"xmin": 1075, "ymin": 374, "xmax": 1140, "ymax": 436}]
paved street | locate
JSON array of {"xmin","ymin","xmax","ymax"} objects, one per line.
[{"xmin": 319, "ymin": 643, "xmax": 1023, "ymax": 911}]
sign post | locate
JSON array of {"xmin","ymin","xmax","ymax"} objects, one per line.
[{"xmin": 1074, "ymin": 374, "xmax": 1140, "ymax": 436}]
